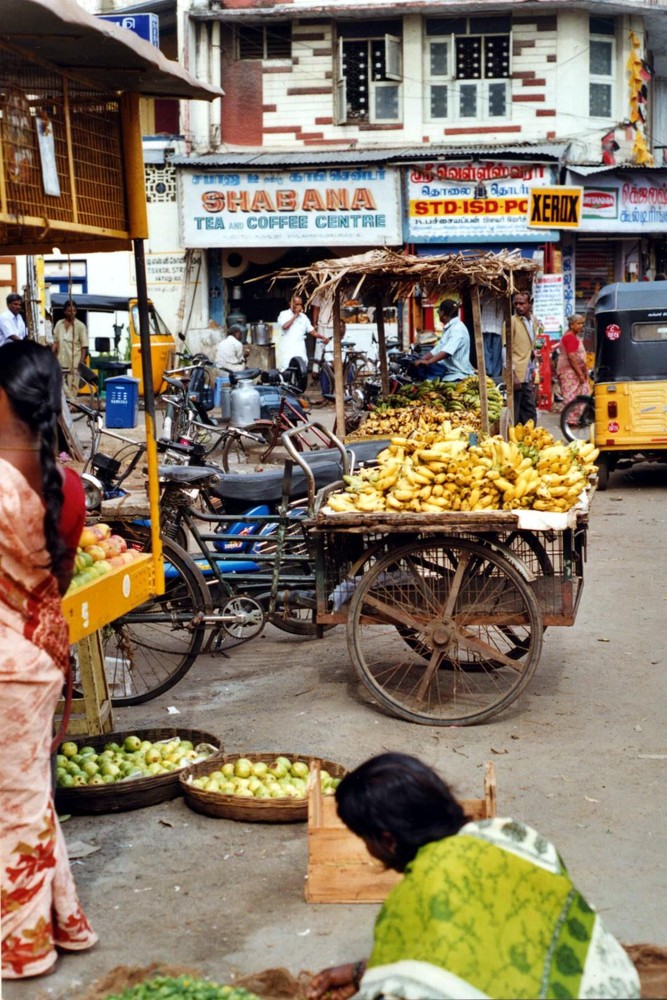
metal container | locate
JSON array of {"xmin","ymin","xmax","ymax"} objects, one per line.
[
  {"xmin": 250, "ymin": 321, "xmax": 272, "ymax": 346},
  {"xmin": 229, "ymin": 378, "xmax": 261, "ymax": 427}
]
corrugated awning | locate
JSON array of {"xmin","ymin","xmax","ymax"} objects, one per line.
[
  {"xmin": 173, "ymin": 142, "xmax": 568, "ymax": 168},
  {"xmin": 0, "ymin": 0, "xmax": 222, "ymax": 100}
]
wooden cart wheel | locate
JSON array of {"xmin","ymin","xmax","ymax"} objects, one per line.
[{"xmin": 347, "ymin": 537, "xmax": 543, "ymax": 726}]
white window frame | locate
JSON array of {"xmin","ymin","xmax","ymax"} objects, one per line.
[
  {"xmin": 335, "ymin": 34, "xmax": 402, "ymax": 126},
  {"xmin": 426, "ymin": 30, "xmax": 511, "ymax": 123},
  {"xmin": 589, "ymin": 34, "xmax": 615, "ymax": 119}
]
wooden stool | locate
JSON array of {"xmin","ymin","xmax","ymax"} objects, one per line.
[{"xmin": 56, "ymin": 630, "xmax": 114, "ymax": 737}]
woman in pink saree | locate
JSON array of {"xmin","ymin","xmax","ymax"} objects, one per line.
[{"xmin": 0, "ymin": 341, "xmax": 97, "ymax": 979}]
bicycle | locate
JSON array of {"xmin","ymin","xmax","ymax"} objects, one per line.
[
  {"xmin": 220, "ymin": 387, "xmax": 335, "ymax": 471},
  {"xmin": 316, "ymin": 339, "xmax": 375, "ymax": 405},
  {"xmin": 69, "ymin": 399, "xmax": 147, "ymax": 512},
  {"xmin": 102, "ymin": 426, "xmax": 348, "ymax": 706}
]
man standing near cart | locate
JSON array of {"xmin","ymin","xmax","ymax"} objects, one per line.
[
  {"xmin": 504, "ymin": 292, "xmax": 544, "ymax": 425},
  {"xmin": 0, "ymin": 293, "xmax": 27, "ymax": 346}
]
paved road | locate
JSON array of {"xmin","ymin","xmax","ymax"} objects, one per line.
[{"xmin": 13, "ymin": 410, "xmax": 667, "ymax": 1000}]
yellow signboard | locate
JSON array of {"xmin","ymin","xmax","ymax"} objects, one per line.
[{"xmin": 528, "ymin": 187, "xmax": 583, "ymax": 228}]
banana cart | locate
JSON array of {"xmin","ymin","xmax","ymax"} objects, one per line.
[
  {"xmin": 309, "ymin": 502, "xmax": 590, "ymax": 726},
  {"xmin": 0, "ymin": 7, "xmax": 220, "ymax": 734}
]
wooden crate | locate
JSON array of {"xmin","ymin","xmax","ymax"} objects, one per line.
[{"xmin": 305, "ymin": 761, "xmax": 496, "ymax": 904}]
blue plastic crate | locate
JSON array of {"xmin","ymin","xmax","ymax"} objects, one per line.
[{"xmin": 105, "ymin": 375, "xmax": 140, "ymax": 428}]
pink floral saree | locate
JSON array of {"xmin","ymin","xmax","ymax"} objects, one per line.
[{"xmin": 0, "ymin": 458, "xmax": 97, "ymax": 979}]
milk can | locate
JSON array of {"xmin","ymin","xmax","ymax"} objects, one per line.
[{"xmin": 229, "ymin": 378, "xmax": 261, "ymax": 426}]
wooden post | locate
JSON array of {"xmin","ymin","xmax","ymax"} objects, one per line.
[
  {"xmin": 470, "ymin": 282, "xmax": 489, "ymax": 434},
  {"xmin": 332, "ymin": 286, "xmax": 346, "ymax": 438},
  {"xmin": 375, "ymin": 294, "xmax": 389, "ymax": 396},
  {"xmin": 503, "ymin": 292, "xmax": 515, "ymax": 426}
]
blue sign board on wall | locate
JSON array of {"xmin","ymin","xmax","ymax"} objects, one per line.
[{"xmin": 98, "ymin": 13, "xmax": 160, "ymax": 48}]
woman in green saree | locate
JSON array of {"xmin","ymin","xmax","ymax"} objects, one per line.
[{"xmin": 306, "ymin": 754, "xmax": 639, "ymax": 1000}]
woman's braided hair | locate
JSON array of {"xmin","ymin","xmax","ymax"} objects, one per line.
[{"xmin": 0, "ymin": 340, "xmax": 66, "ymax": 575}]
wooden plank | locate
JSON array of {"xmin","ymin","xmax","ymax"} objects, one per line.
[
  {"xmin": 375, "ymin": 294, "xmax": 389, "ymax": 397},
  {"xmin": 333, "ymin": 286, "xmax": 346, "ymax": 441},
  {"xmin": 470, "ymin": 283, "xmax": 490, "ymax": 435}
]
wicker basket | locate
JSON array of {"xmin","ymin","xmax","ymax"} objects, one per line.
[
  {"xmin": 54, "ymin": 728, "xmax": 224, "ymax": 815},
  {"xmin": 181, "ymin": 752, "xmax": 347, "ymax": 823}
]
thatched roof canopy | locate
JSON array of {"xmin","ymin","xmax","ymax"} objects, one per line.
[{"xmin": 261, "ymin": 247, "xmax": 540, "ymax": 305}]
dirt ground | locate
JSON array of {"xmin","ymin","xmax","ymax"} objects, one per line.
[{"xmin": 4, "ymin": 409, "xmax": 667, "ymax": 1000}]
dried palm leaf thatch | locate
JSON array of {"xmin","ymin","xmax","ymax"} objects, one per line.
[{"xmin": 257, "ymin": 247, "xmax": 540, "ymax": 306}]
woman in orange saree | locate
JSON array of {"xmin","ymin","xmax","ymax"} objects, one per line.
[{"xmin": 0, "ymin": 341, "xmax": 97, "ymax": 979}]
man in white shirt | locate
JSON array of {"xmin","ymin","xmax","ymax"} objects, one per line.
[
  {"xmin": 215, "ymin": 325, "xmax": 249, "ymax": 372},
  {"xmin": 0, "ymin": 293, "xmax": 27, "ymax": 346},
  {"xmin": 276, "ymin": 293, "xmax": 329, "ymax": 371}
]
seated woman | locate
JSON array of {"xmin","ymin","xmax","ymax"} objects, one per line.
[{"xmin": 307, "ymin": 753, "xmax": 639, "ymax": 1000}]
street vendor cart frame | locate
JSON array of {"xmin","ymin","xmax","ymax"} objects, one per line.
[{"xmin": 0, "ymin": 0, "xmax": 222, "ymax": 733}]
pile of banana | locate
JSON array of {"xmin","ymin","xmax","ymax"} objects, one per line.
[
  {"xmin": 373, "ymin": 376, "xmax": 503, "ymax": 423},
  {"xmin": 325, "ymin": 421, "xmax": 599, "ymax": 515},
  {"xmin": 347, "ymin": 404, "xmax": 481, "ymax": 441}
]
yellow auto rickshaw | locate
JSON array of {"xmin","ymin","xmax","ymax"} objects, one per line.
[
  {"xmin": 561, "ymin": 282, "xmax": 667, "ymax": 489},
  {"xmin": 51, "ymin": 293, "xmax": 174, "ymax": 396}
]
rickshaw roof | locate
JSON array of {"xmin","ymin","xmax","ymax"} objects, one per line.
[
  {"xmin": 51, "ymin": 294, "xmax": 144, "ymax": 312},
  {"xmin": 595, "ymin": 282, "xmax": 667, "ymax": 314}
]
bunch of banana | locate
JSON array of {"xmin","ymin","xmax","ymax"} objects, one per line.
[
  {"xmin": 325, "ymin": 425, "xmax": 597, "ymax": 516},
  {"xmin": 451, "ymin": 376, "xmax": 504, "ymax": 424},
  {"xmin": 510, "ymin": 420, "xmax": 557, "ymax": 452},
  {"xmin": 348, "ymin": 405, "xmax": 480, "ymax": 441},
  {"xmin": 571, "ymin": 440, "xmax": 600, "ymax": 477}
]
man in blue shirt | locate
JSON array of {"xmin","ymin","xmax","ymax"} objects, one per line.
[{"xmin": 412, "ymin": 299, "xmax": 475, "ymax": 382}]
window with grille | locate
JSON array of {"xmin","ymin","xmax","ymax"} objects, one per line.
[
  {"xmin": 426, "ymin": 17, "xmax": 510, "ymax": 121},
  {"xmin": 236, "ymin": 23, "xmax": 291, "ymax": 60},
  {"xmin": 335, "ymin": 34, "xmax": 402, "ymax": 125},
  {"xmin": 589, "ymin": 17, "xmax": 615, "ymax": 118}
]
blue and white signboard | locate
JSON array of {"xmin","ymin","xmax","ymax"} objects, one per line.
[{"xmin": 98, "ymin": 13, "xmax": 160, "ymax": 48}]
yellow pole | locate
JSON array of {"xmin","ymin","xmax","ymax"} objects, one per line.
[{"xmin": 120, "ymin": 93, "xmax": 149, "ymax": 239}]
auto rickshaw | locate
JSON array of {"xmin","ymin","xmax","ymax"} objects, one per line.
[
  {"xmin": 50, "ymin": 293, "xmax": 175, "ymax": 396},
  {"xmin": 562, "ymin": 282, "xmax": 667, "ymax": 489}
]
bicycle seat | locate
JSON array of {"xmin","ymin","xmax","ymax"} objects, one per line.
[
  {"xmin": 158, "ymin": 465, "xmax": 223, "ymax": 486},
  {"xmin": 341, "ymin": 340, "xmax": 356, "ymax": 349},
  {"xmin": 228, "ymin": 368, "xmax": 261, "ymax": 384}
]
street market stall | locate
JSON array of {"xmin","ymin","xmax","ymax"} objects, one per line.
[
  {"xmin": 269, "ymin": 249, "xmax": 598, "ymax": 726},
  {"xmin": 267, "ymin": 246, "xmax": 539, "ymax": 432},
  {"xmin": 0, "ymin": 0, "xmax": 222, "ymax": 735}
]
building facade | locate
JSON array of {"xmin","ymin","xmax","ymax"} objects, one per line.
[{"xmin": 27, "ymin": 0, "xmax": 667, "ymax": 354}]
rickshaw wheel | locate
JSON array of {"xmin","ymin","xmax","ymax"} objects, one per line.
[
  {"xmin": 596, "ymin": 456, "xmax": 610, "ymax": 491},
  {"xmin": 347, "ymin": 537, "xmax": 543, "ymax": 726}
]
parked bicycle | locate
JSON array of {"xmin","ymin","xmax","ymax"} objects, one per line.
[{"xmin": 101, "ymin": 426, "xmax": 357, "ymax": 706}]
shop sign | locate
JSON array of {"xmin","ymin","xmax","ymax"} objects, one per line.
[
  {"xmin": 568, "ymin": 170, "xmax": 667, "ymax": 232},
  {"xmin": 179, "ymin": 168, "xmax": 402, "ymax": 247},
  {"xmin": 527, "ymin": 188, "xmax": 582, "ymax": 228},
  {"xmin": 533, "ymin": 274, "xmax": 565, "ymax": 338},
  {"xmin": 405, "ymin": 161, "xmax": 559, "ymax": 242}
]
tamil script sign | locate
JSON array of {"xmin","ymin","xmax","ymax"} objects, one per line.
[
  {"xmin": 179, "ymin": 168, "xmax": 402, "ymax": 247},
  {"xmin": 527, "ymin": 188, "xmax": 583, "ymax": 228},
  {"xmin": 567, "ymin": 170, "xmax": 667, "ymax": 232},
  {"xmin": 405, "ymin": 161, "xmax": 559, "ymax": 242}
]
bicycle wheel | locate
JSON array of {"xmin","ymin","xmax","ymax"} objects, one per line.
[
  {"xmin": 102, "ymin": 538, "xmax": 209, "ymax": 706},
  {"xmin": 348, "ymin": 537, "xmax": 543, "ymax": 726},
  {"xmin": 220, "ymin": 421, "xmax": 276, "ymax": 471},
  {"xmin": 320, "ymin": 362, "xmax": 334, "ymax": 399},
  {"xmin": 560, "ymin": 396, "xmax": 595, "ymax": 442}
]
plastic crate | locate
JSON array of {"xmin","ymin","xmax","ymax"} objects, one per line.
[{"xmin": 105, "ymin": 375, "xmax": 140, "ymax": 428}]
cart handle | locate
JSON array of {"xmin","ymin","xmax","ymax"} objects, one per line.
[{"xmin": 280, "ymin": 422, "xmax": 351, "ymax": 510}]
